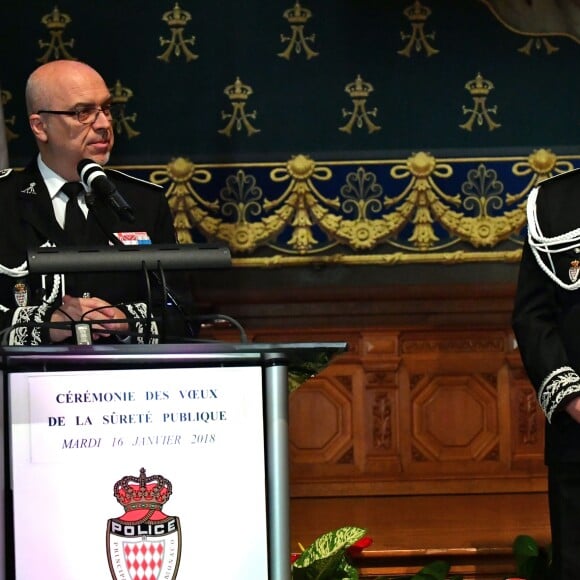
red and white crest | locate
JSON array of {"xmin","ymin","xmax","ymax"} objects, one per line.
[{"xmin": 106, "ymin": 468, "xmax": 182, "ymax": 580}]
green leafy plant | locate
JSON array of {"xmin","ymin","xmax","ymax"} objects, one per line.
[
  {"xmin": 291, "ymin": 526, "xmax": 366, "ymax": 579},
  {"xmin": 512, "ymin": 534, "xmax": 552, "ymax": 580},
  {"xmin": 290, "ymin": 526, "xmax": 462, "ymax": 580}
]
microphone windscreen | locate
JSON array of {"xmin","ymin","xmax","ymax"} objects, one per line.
[
  {"xmin": 78, "ymin": 159, "xmax": 108, "ymax": 190},
  {"xmin": 77, "ymin": 158, "xmax": 135, "ymax": 223}
]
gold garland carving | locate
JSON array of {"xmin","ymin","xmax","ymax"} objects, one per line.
[
  {"xmin": 145, "ymin": 149, "xmax": 578, "ymax": 263},
  {"xmin": 268, "ymin": 155, "xmax": 334, "ymax": 253},
  {"xmin": 150, "ymin": 157, "xmax": 214, "ymax": 244}
]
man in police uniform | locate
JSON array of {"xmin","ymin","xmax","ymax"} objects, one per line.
[
  {"xmin": 513, "ymin": 167, "xmax": 580, "ymax": 578},
  {"xmin": 0, "ymin": 60, "xmax": 186, "ymax": 345}
]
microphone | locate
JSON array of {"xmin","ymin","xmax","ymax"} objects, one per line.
[{"xmin": 77, "ymin": 159, "xmax": 135, "ymax": 223}]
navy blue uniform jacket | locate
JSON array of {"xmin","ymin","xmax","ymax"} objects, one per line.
[
  {"xmin": 0, "ymin": 159, "xmax": 186, "ymax": 345},
  {"xmin": 513, "ymin": 168, "xmax": 580, "ymax": 464}
]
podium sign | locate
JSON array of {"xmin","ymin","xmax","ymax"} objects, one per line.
[
  {"xmin": 10, "ymin": 366, "xmax": 267, "ymax": 579},
  {"xmin": 1, "ymin": 342, "xmax": 346, "ymax": 580}
]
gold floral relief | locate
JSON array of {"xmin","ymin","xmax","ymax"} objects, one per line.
[
  {"xmin": 150, "ymin": 157, "xmax": 215, "ymax": 244},
  {"xmin": 268, "ymin": 155, "xmax": 334, "ymax": 253},
  {"xmin": 216, "ymin": 170, "xmax": 273, "ymax": 253},
  {"xmin": 147, "ymin": 150, "xmax": 578, "ymax": 266}
]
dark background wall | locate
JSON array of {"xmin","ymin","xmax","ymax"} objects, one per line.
[
  {"xmin": 2, "ymin": 1, "xmax": 578, "ymax": 163},
  {"xmin": 1, "ymin": 1, "xmax": 578, "ymax": 291}
]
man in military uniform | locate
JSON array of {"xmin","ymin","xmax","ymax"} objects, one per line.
[
  {"xmin": 0, "ymin": 60, "xmax": 187, "ymax": 345},
  {"xmin": 513, "ymin": 167, "xmax": 580, "ymax": 578}
]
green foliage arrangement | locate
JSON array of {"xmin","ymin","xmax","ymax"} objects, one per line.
[
  {"xmin": 291, "ymin": 526, "xmax": 366, "ymax": 579},
  {"xmin": 290, "ymin": 526, "xmax": 463, "ymax": 580}
]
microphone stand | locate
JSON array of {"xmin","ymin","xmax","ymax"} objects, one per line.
[{"xmin": 85, "ymin": 194, "xmax": 197, "ymax": 341}]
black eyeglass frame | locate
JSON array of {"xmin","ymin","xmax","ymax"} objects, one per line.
[{"xmin": 36, "ymin": 105, "xmax": 114, "ymax": 125}]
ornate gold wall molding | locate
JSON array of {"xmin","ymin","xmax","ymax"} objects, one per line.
[{"xmin": 142, "ymin": 149, "xmax": 579, "ymax": 267}]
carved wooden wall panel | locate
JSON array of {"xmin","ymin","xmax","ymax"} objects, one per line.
[
  {"xmin": 399, "ymin": 332, "xmax": 507, "ymax": 478},
  {"xmin": 202, "ymin": 282, "xmax": 549, "ymax": 576},
  {"xmin": 244, "ymin": 327, "xmax": 546, "ymax": 497},
  {"xmin": 507, "ymin": 353, "xmax": 546, "ymax": 471},
  {"xmin": 289, "ymin": 365, "xmax": 356, "ymax": 469}
]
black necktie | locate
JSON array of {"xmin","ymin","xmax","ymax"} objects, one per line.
[{"xmin": 61, "ymin": 182, "xmax": 86, "ymax": 244}]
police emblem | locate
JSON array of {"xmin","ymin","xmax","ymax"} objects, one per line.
[
  {"xmin": 570, "ymin": 260, "xmax": 580, "ymax": 283},
  {"xmin": 106, "ymin": 468, "xmax": 182, "ymax": 580},
  {"xmin": 13, "ymin": 282, "xmax": 28, "ymax": 307}
]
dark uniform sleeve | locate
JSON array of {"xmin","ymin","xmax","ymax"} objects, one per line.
[
  {"xmin": 512, "ymin": 240, "xmax": 580, "ymax": 422},
  {"xmin": 0, "ymin": 166, "xmax": 195, "ymax": 345},
  {"xmin": 2, "ymin": 304, "xmax": 56, "ymax": 345},
  {"xmin": 0, "ymin": 168, "xmax": 57, "ymax": 345}
]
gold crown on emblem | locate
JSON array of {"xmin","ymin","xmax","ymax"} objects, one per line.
[
  {"xmin": 223, "ymin": 77, "xmax": 253, "ymax": 101},
  {"xmin": 41, "ymin": 7, "xmax": 71, "ymax": 30},
  {"xmin": 110, "ymin": 80, "xmax": 134, "ymax": 104},
  {"xmin": 344, "ymin": 75, "xmax": 374, "ymax": 99},
  {"xmin": 403, "ymin": 0, "xmax": 432, "ymax": 22},
  {"xmin": 114, "ymin": 468, "xmax": 172, "ymax": 512},
  {"xmin": 162, "ymin": 2, "xmax": 191, "ymax": 27},
  {"xmin": 464, "ymin": 72, "xmax": 495, "ymax": 97},
  {"xmin": 282, "ymin": 1, "xmax": 312, "ymax": 24}
]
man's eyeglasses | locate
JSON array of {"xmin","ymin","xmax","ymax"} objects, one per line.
[{"xmin": 36, "ymin": 105, "xmax": 114, "ymax": 125}]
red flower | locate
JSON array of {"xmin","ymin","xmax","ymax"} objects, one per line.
[
  {"xmin": 346, "ymin": 536, "xmax": 373, "ymax": 556},
  {"xmin": 290, "ymin": 553, "xmax": 301, "ymax": 564}
]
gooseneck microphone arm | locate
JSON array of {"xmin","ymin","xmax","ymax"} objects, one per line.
[{"xmin": 77, "ymin": 159, "xmax": 135, "ymax": 223}]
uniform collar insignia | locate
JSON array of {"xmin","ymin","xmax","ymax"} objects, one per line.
[
  {"xmin": 21, "ymin": 181, "xmax": 37, "ymax": 195},
  {"xmin": 570, "ymin": 260, "xmax": 580, "ymax": 283},
  {"xmin": 13, "ymin": 282, "xmax": 29, "ymax": 307}
]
